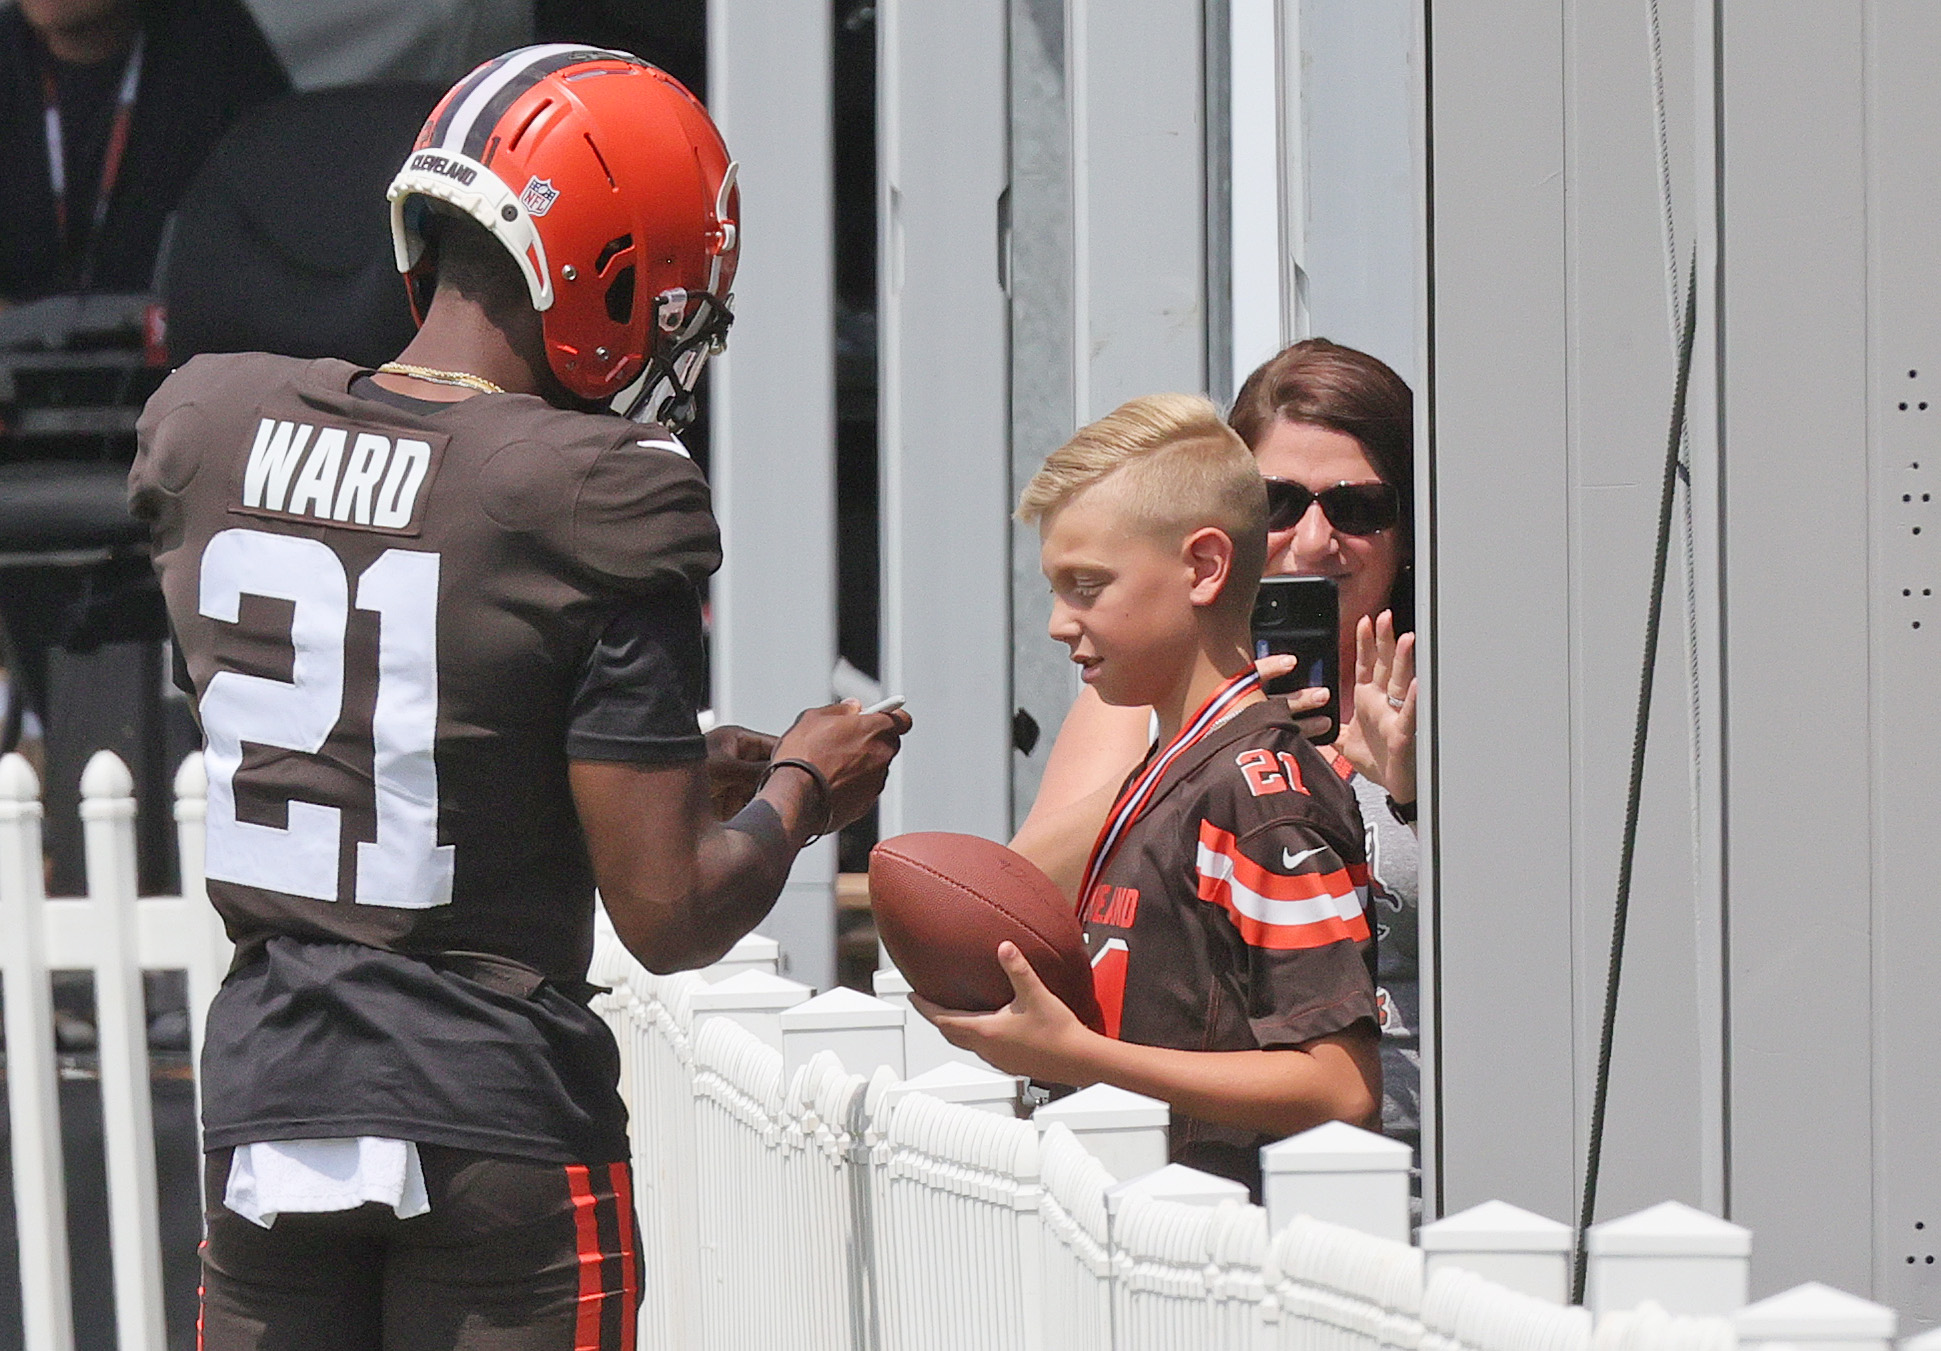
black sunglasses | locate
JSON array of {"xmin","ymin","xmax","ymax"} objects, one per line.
[{"xmin": 1263, "ymin": 478, "xmax": 1401, "ymax": 535}]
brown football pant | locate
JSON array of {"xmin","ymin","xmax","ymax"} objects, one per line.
[{"xmin": 199, "ymin": 1146, "xmax": 638, "ymax": 1351}]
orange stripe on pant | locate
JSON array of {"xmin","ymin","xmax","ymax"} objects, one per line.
[
  {"xmin": 565, "ymin": 1164, "xmax": 604, "ymax": 1351},
  {"xmin": 606, "ymin": 1162, "xmax": 637, "ymax": 1351}
]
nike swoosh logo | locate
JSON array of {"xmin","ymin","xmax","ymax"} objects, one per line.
[{"xmin": 1281, "ymin": 845, "xmax": 1327, "ymax": 870}]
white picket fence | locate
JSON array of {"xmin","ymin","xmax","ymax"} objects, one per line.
[
  {"xmin": 0, "ymin": 749, "xmax": 1915, "ymax": 1351},
  {"xmin": 2, "ymin": 750, "xmax": 227, "ymax": 1351}
]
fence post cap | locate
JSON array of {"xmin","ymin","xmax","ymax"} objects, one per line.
[
  {"xmin": 688, "ymin": 968, "xmax": 814, "ymax": 1012},
  {"xmin": 699, "ymin": 932, "xmax": 779, "ymax": 981},
  {"xmin": 1106, "ymin": 1162, "xmax": 1249, "ymax": 1216},
  {"xmin": 79, "ymin": 749, "xmax": 134, "ymax": 799},
  {"xmin": 173, "ymin": 751, "xmax": 207, "ymax": 800},
  {"xmin": 1260, "ymin": 1119, "xmax": 1412, "ymax": 1173},
  {"xmin": 0, "ymin": 751, "xmax": 40, "ymax": 800},
  {"xmin": 1420, "ymin": 1199, "xmax": 1573, "ymax": 1253},
  {"xmin": 1734, "ymin": 1283, "xmax": 1896, "ymax": 1341},
  {"xmin": 1587, "ymin": 1200, "xmax": 1751, "ymax": 1256},
  {"xmin": 1033, "ymin": 1081, "xmax": 1170, "ymax": 1130},
  {"xmin": 779, "ymin": 985, "xmax": 904, "ymax": 1030},
  {"xmin": 872, "ymin": 966, "xmax": 913, "ymax": 999},
  {"xmin": 718, "ymin": 931, "xmax": 780, "ymax": 965},
  {"xmin": 901, "ymin": 1060, "xmax": 1016, "ymax": 1093},
  {"xmin": 880, "ymin": 1059, "xmax": 1021, "ymax": 1114}
]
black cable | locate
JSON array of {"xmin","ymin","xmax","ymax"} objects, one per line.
[{"xmin": 1571, "ymin": 251, "xmax": 1700, "ymax": 1304}]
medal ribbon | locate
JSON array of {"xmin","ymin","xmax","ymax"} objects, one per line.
[
  {"xmin": 1075, "ymin": 667, "xmax": 1262, "ymax": 913},
  {"xmin": 41, "ymin": 30, "xmax": 145, "ymax": 287}
]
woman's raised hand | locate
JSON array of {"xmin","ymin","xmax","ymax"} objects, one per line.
[{"xmin": 1338, "ymin": 611, "xmax": 1416, "ymax": 805}]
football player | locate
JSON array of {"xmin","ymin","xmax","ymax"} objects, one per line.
[{"xmin": 129, "ymin": 45, "xmax": 908, "ymax": 1351}]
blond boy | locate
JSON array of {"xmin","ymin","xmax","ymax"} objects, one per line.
[{"xmin": 917, "ymin": 394, "xmax": 1380, "ymax": 1195}]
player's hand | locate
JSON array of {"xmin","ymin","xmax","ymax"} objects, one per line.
[
  {"xmin": 771, "ymin": 699, "xmax": 913, "ymax": 834},
  {"xmin": 912, "ymin": 942, "xmax": 1104, "ymax": 1085},
  {"xmin": 704, "ymin": 724, "xmax": 778, "ymax": 820},
  {"xmin": 1253, "ymin": 653, "xmax": 1333, "ymax": 741},
  {"xmin": 1337, "ymin": 611, "xmax": 1416, "ymax": 804}
]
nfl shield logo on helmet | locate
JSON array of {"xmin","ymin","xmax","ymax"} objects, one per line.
[{"xmin": 520, "ymin": 176, "xmax": 560, "ymax": 217}]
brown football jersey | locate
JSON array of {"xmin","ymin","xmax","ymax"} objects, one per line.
[
  {"xmin": 132, "ymin": 354, "xmax": 725, "ymax": 1161},
  {"xmin": 1079, "ymin": 696, "xmax": 1378, "ymax": 1194},
  {"xmin": 131, "ymin": 353, "xmax": 719, "ymax": 983}
]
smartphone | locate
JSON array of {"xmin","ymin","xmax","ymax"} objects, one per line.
[{"xmin": 1251, "ymin": 575, "xmax": 1340, "ymax": 743}]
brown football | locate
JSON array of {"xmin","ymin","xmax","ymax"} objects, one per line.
[{"xmin": 868, "ymin": 831, "xmax": 1104, "ymax": 1033}]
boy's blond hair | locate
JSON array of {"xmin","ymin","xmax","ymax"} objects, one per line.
[{"xmin": 1018, "ymin": 393, "xmax": 1267, "ymax": 620}]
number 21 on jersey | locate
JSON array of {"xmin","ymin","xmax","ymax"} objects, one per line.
[
  {"xmin": 198, "ymin": 527, "xmax": 452, "ymax": 909},
  {"xmin": 1236, "ymin": 747, "xmax": 1307, "ymax": 798}
]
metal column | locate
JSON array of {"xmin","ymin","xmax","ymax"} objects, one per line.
[
  {"xmin": 876, "ymin": 0, "xmax": 1012, "ymax": 843},
  {"xmin": 706, "ymin": 0, "xmax": 838, "ymax": 989},
  {"xmin": 1007, "ymin": 0, "xmax": 1210, "ymax": 821},
  {"xmin": 1863, "ymin": 4, "xmax": 1941, "ymax": 1321},
  {"xmin": 1224, "ymin": 0, "xmax": 1291, "ymax": 398},
  {"xmin": 1068, "ymin": 0, "xmax": 1207, "ymax": 421},
  {"xmin": 1294, "ymin": 0, "xmax": 1421, "ymax": 390},
  {"xmin": 1717, "ymin": 0, "xmax": 1874, "ymax": 1299}
]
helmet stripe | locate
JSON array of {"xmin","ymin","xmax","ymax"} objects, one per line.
[
  {"xmin": 437, "ymin": 44, "xmax": 617, "ymax": 158},
  {"xmin": 425, "ymin": 49, "xmax": 522, "ymax": 148},
  {"xmin": 460, "ymin": 48, "xmax": 629, "ymax": 160}
]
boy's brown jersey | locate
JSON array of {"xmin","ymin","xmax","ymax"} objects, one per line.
[
  {"xmin": 129, "ymin": 353, "xmax": 719, "ymax": 1160},
  {"xmin": 1080, "ymin": 697, "xmax": 1378, "ymax": 1192}
]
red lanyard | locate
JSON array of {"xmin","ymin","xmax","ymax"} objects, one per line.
[
  {"xmin": 40, "ymin": 30, "xmax": 145, "ymax": 286},
  {"xmin": 1075, "ymin": 668, "xmax": 1262, "ymax": 913}
]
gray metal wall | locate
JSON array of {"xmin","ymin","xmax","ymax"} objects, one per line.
[
  {"xmin": 1718, "ymin": 1, "xmax": 1941, "ymax": 1313},
  {"xmin": 1427, "ymin": 0, "xmax": 1941, "ymax": 1316},
  {"xmin": 1714, "ymin": 5, "xmax": 1871, "ymax": 1298},
  {"xmin": 1853, "ymin": 6, "xmax": 1941, "ymax": 1317},
  {"xmin": 1426, "ymin": 0, "xmax": 1718, "ymax": 1228}
]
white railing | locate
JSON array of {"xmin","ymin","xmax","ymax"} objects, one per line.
[
  {"xmin": 3, "ymin": 750, "xmax": 227, "ymax": 1351},
  {"xmin": 0, "ymin": 749, "xmax": 1916, "ymax": 1351}
]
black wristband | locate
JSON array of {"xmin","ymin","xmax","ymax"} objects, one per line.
[
  {"xmin": 1386, "ymin": 794, "xmax": 1418, "ymax": 826},
  {"xmin": 758, "ymin": 757, "xmax": 834, "ymax": 843}
]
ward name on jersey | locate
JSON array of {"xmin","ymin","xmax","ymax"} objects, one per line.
[
  {"xmin": 130, "ymin": 352, "xmax": 719, "ymax": 1161},
  {"xmin": 1081, "ymin": 698, "xmax": 1378, "ymax": 1193},
  {"xmin": 236, "ymin": 415, "xmax": 438, "ymax": 532}
]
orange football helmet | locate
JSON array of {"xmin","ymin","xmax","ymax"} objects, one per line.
[{"xmin": 387, "ymin": 45, "xmax": 739, "ymax": 426}]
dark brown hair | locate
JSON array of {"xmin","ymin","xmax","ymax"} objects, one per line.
[{"xmin": 1229, "ymin": 337, "xmax": 1414, "ymax": 626}]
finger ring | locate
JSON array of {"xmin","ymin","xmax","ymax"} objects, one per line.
[{"xmin": 1387, "ymin": 694, "xmax": 1406, "ymax": 711}]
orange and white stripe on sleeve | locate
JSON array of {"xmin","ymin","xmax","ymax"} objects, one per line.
[{"xmin": 1194, "ymin": 822, "xmax": 1371, "ymax": 950}]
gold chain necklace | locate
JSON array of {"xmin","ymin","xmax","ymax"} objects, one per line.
[{"xmin": 376, "ymin": 362, "xmax": 505, "ymax": 395}]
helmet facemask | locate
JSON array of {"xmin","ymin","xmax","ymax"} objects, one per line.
[{"xmin": 614, "ymin": 288, "xmax": 733, "ymax": 428}]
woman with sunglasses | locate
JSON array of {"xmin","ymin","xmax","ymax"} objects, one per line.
[{"xmin": 1013, "ymin": 337, "xmax": 1421, "ymax": 1179}]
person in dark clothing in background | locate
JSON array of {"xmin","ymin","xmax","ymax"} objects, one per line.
[{"xmin": 0, "ymin": 0, "xmax": 288, "ymax": 301}]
